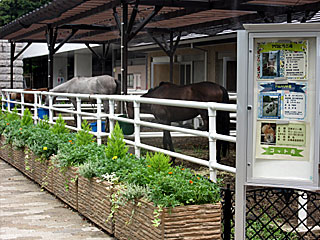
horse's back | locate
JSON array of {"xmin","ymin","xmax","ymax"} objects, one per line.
[{"xmin": 51, "ymin": 75, "xmax": 117, "ymax": 94}]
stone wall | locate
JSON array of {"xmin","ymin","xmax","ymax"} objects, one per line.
[{"xmin": 0, "ymin": 40, "xmax": 24, "ymax": 89}]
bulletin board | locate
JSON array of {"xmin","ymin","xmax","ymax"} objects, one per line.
[{"xmin": 247, "ymin": 33, "xmax": 319, "ymax": 187}]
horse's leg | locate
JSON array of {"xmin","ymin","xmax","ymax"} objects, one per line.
[
  {"xmin": 71, "ymin": 98, "xmax": 78, "ymax": 127},
  {"xmin": 102, "ymin": 100, "xmax": 109, "ymax": 132},
  {"xmin": 163, "ymin": 130, "xmax": 176, "ymax": 164}
]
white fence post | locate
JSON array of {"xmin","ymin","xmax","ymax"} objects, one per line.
[
  {"xmin": 21, "ymin": 93, "xmax": 25, "ymax": 116},
  {"xmin": 109, "ymin": 99, "xmax": 115, "ymax": 134},
  {"xmin": 33, "ymin": 93, "xmax": 38, "ymax": 124},
  {"xmin": 1, "ymin": 92, "xmax": 5, "ymax": 111},
  {"xmin": 134, "ymin": 100, "xmax": 141, "ymax": 158},
  {"xmin": 96, "ymin": 98, "xmax": 102, "ymax": 145},
  {"xmin": 6, "ymin": 93, "xmax": 11, "ymax": 112},
  {"xmin": 49, "ymin": 95, "xmax": 53, "ymax": 123},
  {"xmin": 208, "ymin": 105, "xmax": 217, "ymax": 182},
  {"xmin": 76, "ymin": 97, "xmax": 82, "ymax": 130}
]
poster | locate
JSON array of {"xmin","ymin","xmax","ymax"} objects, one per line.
[
  {"xmin": 258, "ymin": 82, "xmax": 307, "ymax": 120},
  {"xmin": 256, "ymin": 121, "xmax": 308, "ymax": 160},
  {"xmin": 256, "ymin": 41, "xmax": 308, "ymax": 80}
]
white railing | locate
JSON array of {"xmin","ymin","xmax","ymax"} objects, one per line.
[{"xmin": 1, "ymin": 89, "xmax": 237, "ymax": 182}]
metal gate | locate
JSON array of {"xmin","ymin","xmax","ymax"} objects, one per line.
[{"xmin": 221, "ymin": 187, "xmax": 320, "ymax": 239}]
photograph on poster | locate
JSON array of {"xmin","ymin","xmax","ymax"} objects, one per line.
[
  {"xmin": 261, "ymin": 51, "xmax": 280, "ymax": 78},
  {"xmin": 259, "ymin": 93, "xmax": 281, "ymax": 119},
  {"xmin": 261, "ymin": 122, "xmax": 277, "ymax": 145}
]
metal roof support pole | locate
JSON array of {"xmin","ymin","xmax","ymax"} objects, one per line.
[
  {"xmin": 149, "ymin": 31, "xmax": 181, "ymax": 84},
  {"xmin": 46, "ymin": 25, "xmax": 57, "ymax": 89},
  {"xmin": 10, "ymin": 41, "xmax": 15, "ymax": 89},
  {"xmin": 121, "ymin": 0, "xmax": 128, "ymax": 95}
]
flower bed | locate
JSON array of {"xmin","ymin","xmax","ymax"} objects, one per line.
[
  {"xmin": 78, "ymin": 176, "xmax": 114, "ymax": 234},
  {"xmin": 114, "ymin": 199, "xmax": 221, "ymax": 240},
  {"xmin": 0, "ymin": 110, "xmax": 223, "ymax": 239},
  {"xmin": 53, "ymin": 166, "xmax": 79, "ymax": 210}
]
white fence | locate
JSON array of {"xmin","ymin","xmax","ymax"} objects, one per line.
[{"xmin": 1, "ymin": 89, "xmax": 237, "ymax": 181}]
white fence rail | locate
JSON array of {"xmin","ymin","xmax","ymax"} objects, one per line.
[{"xmin": 1, "ymin": 89, "xmax": 237, "ymax": 181}]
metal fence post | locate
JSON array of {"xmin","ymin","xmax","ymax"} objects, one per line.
[
  {"xmin": 49, "ymin": 95, "xmax": 53, "ymax": 123},
  {"xmin": 6, "ymin": 93, "xmax": 11, "ymax": 112},
  {"xmin": 21, "ymin": 93, "xmax": 25, "ymax": 116},
  {"xmin": 1, "ymin": 92, "xmax": 5, "ymax": 111},
  {"xmin": 208, "ymin": 104, "xmax": 217, "ymax": 182},
  {"xmin": 134, "ymin": 100, "xmax": 141, "ymax": 158},
  {"xmin": 96, "ymin": 98, "xmax": 102, "ymax": 145},
  {"xmin": 76, "ymin": 97, "xmax": 82, "ymax": 130},
  {"xmin": 33, "ymin": 93, "xmax": 38, "ymax": 124},
  {"xmin": 223, "ymin": 184, "xmax": 232, "ymax": 240},
  {"xmin": 109, "ymin": 99, "xmax": 115, "ymax": 134}
]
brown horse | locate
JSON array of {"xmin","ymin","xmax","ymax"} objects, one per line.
[
  {"xmin": 127, "ymin": 81, "xmax": 230, "ymax": 163},
  {"xmin": 11, "ymin": 88, "xmax": 49, "ymax": 103}
]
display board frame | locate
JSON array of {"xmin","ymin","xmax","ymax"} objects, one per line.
[{"xmin": 238, "ymin": 26, "xmax": 320, "ymax": 190}]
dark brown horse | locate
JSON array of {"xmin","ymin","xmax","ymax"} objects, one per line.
[{"xmin": 127, "ymin": 81, "xmax": 230, "ymax": 163}]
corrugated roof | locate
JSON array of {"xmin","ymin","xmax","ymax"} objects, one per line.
[{"xmin": 0, "ymin": 0, "xmax": 319, "ymax": 45}]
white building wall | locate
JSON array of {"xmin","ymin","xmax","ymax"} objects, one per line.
[
  {"xmin": 74, "ymin": 52, "xmax": 92, "ymax": 77},
  {"xmin": 53, "ymin": 56, "xmax": 68, "ymax": 87},
  {"xmin": 0, "ymin": 40, "xmax": 24, "ymax": 89}
]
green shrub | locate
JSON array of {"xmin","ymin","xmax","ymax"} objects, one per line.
[
  {"xmin": 50, "ymin": 114, "xmax": 69, "ymax": 134},
  {"xmin": 145, "ymin": 152, "xmax": 171, "ymax": 174},
  {"xmin": 21, "ymin": 109, "xmax": 33, "ymax": 126},
  {"xmin": 75, "ymin": 120, "xmax": 94, "ymax": 146},
  {"xmin": 37, "ymin": 115, "xmax": 50, "ymax": 130},
  {"xmin": 105, "ymin": 122, "xmax": 128, "ymax": 159}
]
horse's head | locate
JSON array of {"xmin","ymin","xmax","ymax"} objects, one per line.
[{"xmin": 126, "ymin": 102, "xmax": 134, "ymax": 119}]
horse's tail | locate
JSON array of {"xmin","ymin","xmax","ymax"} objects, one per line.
[{"xmin": 218, "ymin": 86, "xmax": 230, "ymax": 158}]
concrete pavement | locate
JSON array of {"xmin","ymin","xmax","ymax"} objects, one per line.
[{"xmin": 0, "ymin": 159, "xmax": 115, "ymax": 240}]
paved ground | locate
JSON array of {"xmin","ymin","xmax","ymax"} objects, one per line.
[{"xmin": 0, "ymin": 160, "xmax": 115, "ymax": 240}]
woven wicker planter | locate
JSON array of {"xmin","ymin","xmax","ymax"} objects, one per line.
[
  {"xmin": 32, "ymin": 155, "xmax": 54, "ymax": 193},
  {"xmin": 0, "ymin": 136, "xmax": 13, "ymax": 165},
  {"xmin": 78, "ymin": 176, "xmax": 114, "ymax": 234},
  {"xmin": 53, "ymin": 166, "xmax": 78, "ymax": 210},
  {"xmin": 115, "ymin": 200, "xmax": 221, "ymax": 240},
  {"xmin": 13, "ymin": 147, "xmax": 29, "ymax": 176}
]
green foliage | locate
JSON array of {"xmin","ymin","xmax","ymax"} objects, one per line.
[
  {"xmin": 4, "ymin": 107, "xmax": 20, "ymax": 122},
  {"xmin": 105, "ymin": 122, "xmax": 128, "ymax": 159},
  {"xmin": 21, "ymin": 109, "xmax": 33, "ymax": 126},
  {"xmin": 50, "ymin": 114, "xmax": 69, "ymax": 134},
  {"xmin": 145, "ymin": 152, "xmax": 171, "ymax": 174},
  {"xmin": 37, "ymin": 115, "xmax": 50, "ymax": 130},
  {"xmin": 55, "ymin": 142, "xmax": 105, "ymax": 168},
  {"xmin": 75, "ymin": 120, "xmax": 94, "ymax": 146},
  {"xmin": 0, "ymin": 0, "xmax": 51, "ymax": 26},
  {"xmin": 26, "ymin": 127, "xmax": 72, "ymax": 159}
]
